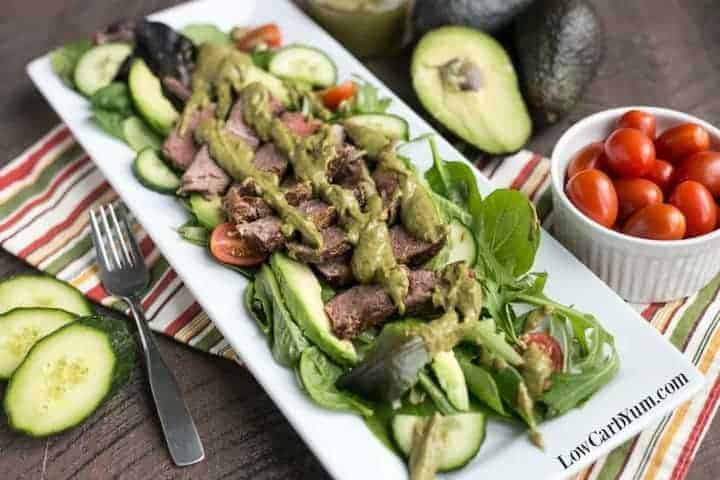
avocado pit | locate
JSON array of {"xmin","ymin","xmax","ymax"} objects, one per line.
[{"xmin": 439, "ymin": 58, "xmax": 484, "ymax": 92}]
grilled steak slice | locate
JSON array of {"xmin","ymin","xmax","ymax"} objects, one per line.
[
  {"xmin": 162, "ymin": 104, "xmax": 214, "ymax": 170},
  {"xmin": 287, "ymin": 227, "xmax": 351, "ymax": 263},
  {"xmin": 226, "ymin": 100, "xmax": 260, "ymax": 150},
  {"xmin": 282, "ymin": 178, "xmax": 313, "ymax": 206},
  {"xmin": 281, "ymin": 111, "xmax": 321, "ymax": 137},
  {"xmin": 325, "ymin": 269, "xmax": 437, "ymax": 339},
  {"xmin": 314, "ymin": 254, "xmax": 354, "ymax": 287},
  {"xmin": 372, "ymin": 168, "xmax": 400, "ymax": 222},
  {"xmin": 298, "ymin": 200, "xmax": 337, "ymax": 229},
  {"xmin": 390, "ymin": 225, "xmax": 445, "ymax": 266},
  {"xmin": 224, "ymin": 185, "xmax": 272, "ymax": 224},
  {"xmin": 253, "ymin": 143, "xmax": 289, "ymax": 178},
  {"xmin": 236, "ymin": 178, "xmax": 259, "ymax": 196},
  {"xmin": 180, "ymin": 146, "xmax": 231, "ymax": 196},
  {"xmin": 162, "ymin": 76, "xmax": 192, "ymax": 103},
  {"xmin": 236, "ymin": 216, "xmax": 285, "ymax": 253}
]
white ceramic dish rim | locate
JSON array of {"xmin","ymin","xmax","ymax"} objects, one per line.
[
  {"xmin": 25, "ymin": 2, "xmax": 706, "ymax": 479},
  {"xmin": 551, "ymin": 106, "xmax": 720, "ymax": 249}
]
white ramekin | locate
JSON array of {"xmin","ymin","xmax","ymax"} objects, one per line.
[{"xmin": 550, "ymin": 107, "xmax": 720, "ymax": 303}]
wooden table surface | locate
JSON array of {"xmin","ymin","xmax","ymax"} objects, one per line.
[{"xmin": 1, "ymin": 0, "xmax": 719, "ymax": 478}]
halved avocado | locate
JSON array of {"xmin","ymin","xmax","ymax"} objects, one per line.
[{"xmin": 411, "ymin": 26, "xmax": 531, "ymax": 154}]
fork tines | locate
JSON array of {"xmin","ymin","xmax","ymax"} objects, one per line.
[{"xmin": 89, "ymin": 203, "xmax": 140, "ymax": 271}]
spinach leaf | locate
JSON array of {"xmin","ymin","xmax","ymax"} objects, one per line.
[
  {"xmin": 457, "ymin": 351, "xmax": 507, "ymax": 416},
  {"xmin": 176, "ymin": 223, "xmax": 210, "ymax": 246},
  {"xmin": 50, "ymin": 40, "xmax": 92, "ymax": 88},
  {"xmin": 255, "ymin": 265, "xmax": 309, "ymax": 367},
  {"xmin": 90, "ymin": 82, "xmax": 134, "ymax": 116},
  {"xmin": 244, "ymin": 282, "xmax": 270, "ymax": 335},
  {"xmin": 336, "ymin": 77, "xmax": 392, "ymax": 116},
  {"xmin": 251, "ymin": 48, "xmax": 274, "ymax": 70},
  {"xmin": 478, "ymin": 189, "xmax": 540, "ymax": 278},
  {"xmin": 91, "ymin": 107, "xmax": 126, "ymax": 139},
  {"xmin": 299, "ymin": 347, "xmax": 374, "ymax": 416}
]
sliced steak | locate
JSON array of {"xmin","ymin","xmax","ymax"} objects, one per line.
[
  {"xmin": 325, "ymin": 269, "xmax": 437, "ymax": 339},
  {"xmin": 162, "ymin": 104, "xmax": 214, "ymax": 170},
  {"xmin": 253, "ymin": 143, "xmax": 289, "ymax": 178},
  {"xmin": 180, "ymin": 146, "xmax": 231, "ymax": 196},
  {"xmin": 226, "ymin": 100, "xmax": 260, "ymax": 150},
  {"xmin": 314, "ymin": 254, "xmax": 354, "ymax": 287},
  {"xmin": 281, "ymin": 112, "xmax": 321, "ymax": 137},
  {"xmin": 236, "ymin": 216, "xmax": 285, "ymax": 253},
  {"xmin": 390, "ymin": 225, "xmax": 445, "ymax": 266},
  {"xmin": 236, "ymin": 178, "xmax": 260, "ymax": 196},
  {"xmin": 223, "ymin": 185, "xmax": 272, "ymax": 224},
  {"xmin": 162, "ymin": 76, "xmax": 192, "ymax": 106},
  {"xmin": 287, "ymin": 226, "xmax": 351, "ymax": 263},
  {"xmin": 298, "ymin": 200, "xmax": 337, "ymax": 229},
  {"xmin": 372, "ymin": 168, "xmax": 400, "ymax": 221},
  {"xmin": 282, "ymin": 178, "xmax": 313, "ymax": 206}
]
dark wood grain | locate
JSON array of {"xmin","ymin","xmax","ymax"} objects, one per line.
[{"xmin": 0, "ymin": 0, "xmax": 718, "ymax": 479}]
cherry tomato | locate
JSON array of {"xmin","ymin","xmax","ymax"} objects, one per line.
[
  {"xmin": 669, "ymin": 181, "xmax": 717, "ymax": 237},
  {"xmin": 605, "ymin": 128, "xmax": 656, "ymax": 178},
  {"xmin": 655, "ymin": 123, "xmax": 710, "ymax": 163},
  {"xmin": 567, "ymin": 141, "xmax": 607, "ymax": 179},
  {"xmin": 566, "ymin": 169, "xmax": 619, "ymax": 228},
  {"xmin": 523, "ymin": 332, "xmax": 563, "ymax": 371},
  {"xmin": 210, "ymin": 223, "xmax": 267, "ymax": 267},
  {"xmin": 318, "ymin": 80, "xmax": 358, "ymax": 110},
  {"xmin": 614, "ymin": 178, "xmax": 664, "ymax": 221},
  {"xmin": 674, "ymin": 151, "xmax": 720, "ymax": 197},
  {"xmin": 643, "ymin": 158, "xmax": 675, "ymax": 193},
  {"xmin": 622, "ymin": 204, "xmax": 686, "ymax": 240},
  {"xmin": 235, "ymin": 23, "xmax": 282, "ymax": 51},
  {"xmin": 618, "ymin": 109, "xmax": 657, "ymax": 138}
]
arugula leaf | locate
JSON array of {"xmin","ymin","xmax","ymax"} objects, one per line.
[
  {"xmin": 336, "ymin": 77, "xmax": 392, "ymax": 117},
  {"xmin": 50, "ymin": 40, "xmax": 92, "ymax": 88},
  {"xmin": 90, "ymin": 82, "xmax": 134, "ymax": 115},
  {"xmin": 417, "ymin": 370, "xmax": 457, "ymax": 415},
  {"xmin": 255, "ymin": 265, "xmax": 309, "ymax": 367},
  {"xmin": 299, "ymin": 347, "xmax": 374, "ymax": 416},
  {"xmin": 91, "ymin": 107, "xmax": 126, "ymax": 139}
]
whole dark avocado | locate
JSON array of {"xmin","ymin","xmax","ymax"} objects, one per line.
[
  {"xmin": 413, "ymin": 0, "xmax": 535, "ymax": 37},
  {"xmin": 514, "ymin": 0, "xmax": 604, "ymax": 125}
]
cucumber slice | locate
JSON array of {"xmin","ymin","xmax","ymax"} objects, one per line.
[
  {"xmin": 182, "ymin": 24, "xmax": 230, "ymax": 45},
  {"xmin": 392, "ymin": 412, "xmax": 486, "ymax": 472},
  {"xmin": 446, "ymin": 219, "xmax": 477, "ymax": 265},
  {"xmin": 268, "ymin": 44, "xmax": 337, "ymax": 88},
  {"xmin": 4, "ymin": 316, "xmax": 135, "ymax": 437},
  {"xmin": 344, "ymin": 113, "xmax": 409, "ymax": 141},
  {"xmin": 0, "ymin": 274, "xmax": 93, "ymax": 316},
  {"xmin": 190, "ymin": 194, "xmax": 225, "ymax": 229},
  {"xmin": 128, "ymin": 59, "xmax": 179, "ymax": 135},
  {"xmin": 73, "ymin": 43, "xmax": 132, "ymax": 96},
  {"xmin": 122, "ymin": 116, "xmax": 162, "ymax": 152},
  {"xmin": 132, "ymin": 148, "xmax": 181, "ymax": 194},
  {"xmin": 0, "ymin": 308, "xmax": 76, "ymax": 379}
]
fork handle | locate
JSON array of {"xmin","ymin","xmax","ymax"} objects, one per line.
[{"xmin": 126, "ymin": 297, "xmax": 205, "ymax": 467}]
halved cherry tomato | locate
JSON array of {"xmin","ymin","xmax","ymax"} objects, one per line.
[
  {"xmin": 210, "ymin": 223, "xmax": 267, "ymax": 267},
  {"xmin": 605, "ymin": 128, "xmax": 656, "ymax": 178},
  {"xmin": 643, "ymin": 158, "xmax": 675, "ymax": 193},
  {"xmin": 318, "ymin": 80, "xmax": 358, "ymax": 111},
  {"xmin": 566, "ymin": 169, "xmax": 618, "ymax": 228},
  {"xmin": 523, "ymin": 332, "xmax": 563, "ymax": 371},
  {"xmin": 614, "ymin": 178, "xmax": 664, "ymax": 221},
  {"xmin": 618, "ymin": 109, "xmax": 656, "ymax": 138},
  {"xmin": 622, "ymin": 203, "xmax": 686, "ymax": 240},
  {"xmin": 674, "ymin": 151, "xmax": 720, "ymax": 197},
  {"xmin": 655, "ymin": 123, "xmax": 710, "ymax": 163},
  {"xmin": 669, "ymin": 181, "xmax": 717, "ymax": 237},
  {"xmin": 235, "ymin": 23, "xmax": 282, "ymax": 51},
  {"xmin": 567, "ymin": 141, "xmax": 607, "ymax": 180}
]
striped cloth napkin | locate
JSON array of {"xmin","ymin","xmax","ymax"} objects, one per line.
[{"xmin": 2, "ymin": 124, "xmax": 719, "ymax": 480}]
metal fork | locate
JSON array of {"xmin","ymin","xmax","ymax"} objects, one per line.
[{"xmin": 89, "ymin": 203, "xmax": 204, "ymax": 467}]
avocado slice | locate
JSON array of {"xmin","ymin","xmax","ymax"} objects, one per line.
[
  {"xmin": 189, "ymin": 194, "xmax": 225, "ymax": 229},
  {"xmin": 128, "ymin": 59, "xmax": 179, "ymax": 136},
  {"xmin": 431, "ymin": 350, "xmax": 470, "ymax": 411},
  {"xmin": 411, "ymin": 26, "xmax": 531, "ymax": 154},
  {"xmin": 514, "ymin": 0, "xmax": 604, "ymax": 125},
  {"xmin": 270, "ymin": 253, "xmax": 357, "ymax": 365}
]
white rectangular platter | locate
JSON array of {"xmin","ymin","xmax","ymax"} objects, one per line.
[{"xmin": 27, "ymin": 1, "xmax": 705, "ymax": 478}]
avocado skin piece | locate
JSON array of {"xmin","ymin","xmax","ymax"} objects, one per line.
[
  {"xmin": 514, "ymin": 0, "xmax": 604, "ymax": 125},
  {"xmin": 413, "ymin": 0, "xmax": 535, "ymax": 38}
]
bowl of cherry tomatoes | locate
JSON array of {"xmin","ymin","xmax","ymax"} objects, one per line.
[{"xmin": 551, "ymin": 107, "xmax": 720, "ymax": 302}]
